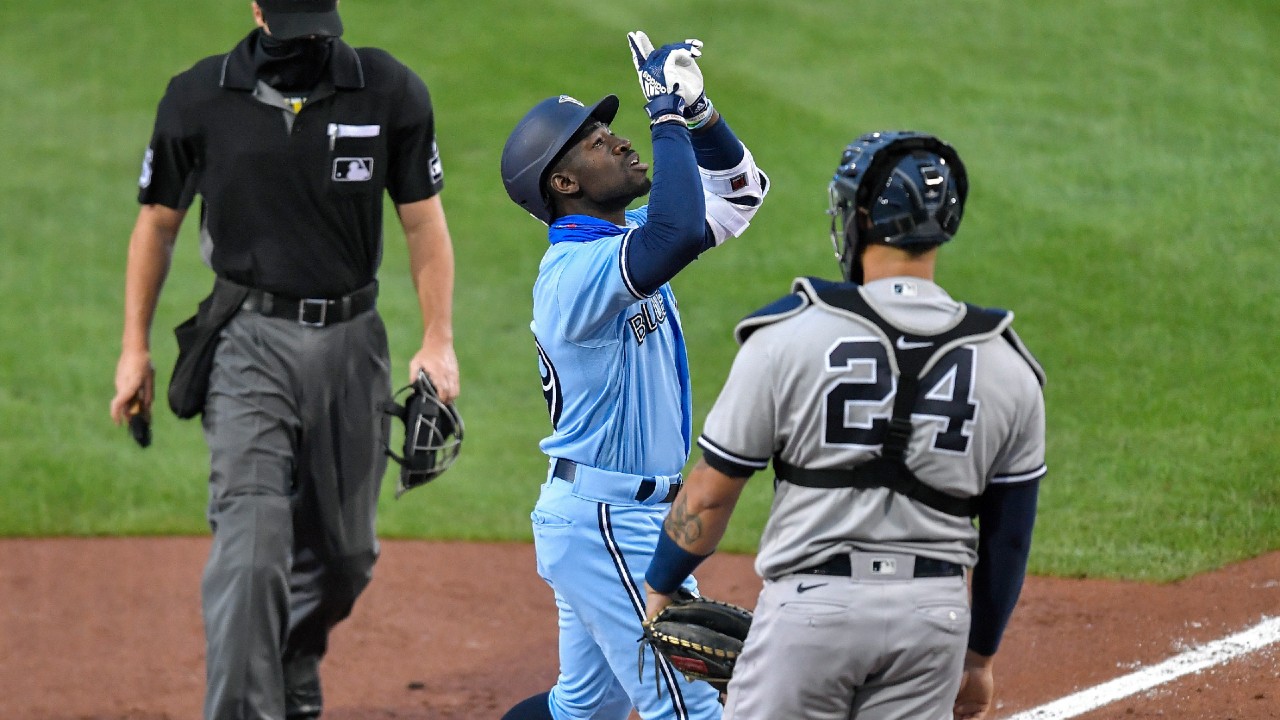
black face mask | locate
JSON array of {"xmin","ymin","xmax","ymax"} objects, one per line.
[{"xmin": 254, "ymin": 32, "xmax": 334, "ymax": 92}]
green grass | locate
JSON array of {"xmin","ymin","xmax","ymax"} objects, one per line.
[{"xmin": 1, "ymin": 0, "xmax": 1276, "ymax": 582}]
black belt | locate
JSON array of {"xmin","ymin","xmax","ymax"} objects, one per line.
[
  {"xmin": 797, "ymin": 554, "xmax": 964, "ymax": 579},
  {"xmin": 239, "ymin": 282, "xmax": 378, "ymax": 327},
  {"xmin": 552, "ymin": 458, "xmax": 682, "ymax": 503}
]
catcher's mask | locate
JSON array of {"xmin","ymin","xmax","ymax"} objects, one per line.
[
  {"xmin": 382, "ymin": 370, "xmax": 463, "ymax": 497},
  {"xmin": 827, "ymin": 130, "xmax": 968, "ymax": 283}
]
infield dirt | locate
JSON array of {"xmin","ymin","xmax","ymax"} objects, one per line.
[{"xmin": 2, "ymin": 538, "xmax": 1276, "ymax": 719}]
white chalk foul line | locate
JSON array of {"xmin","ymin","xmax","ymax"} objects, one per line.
[{"xmin": 1005, "ymin": 615, "xmax": 1280, "ymax": 720}]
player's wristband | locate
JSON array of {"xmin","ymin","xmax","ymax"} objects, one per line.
[
  {"xmin": 646, "ymin": 529, "xmax": 711, "ymax": 594},
  {"xmin": 684, "ymin": 94, "xmax": 714, "ymax": 130},
  {"xmin": 644, "ymin": 94, "xmax": 688, "ymax": 128}
]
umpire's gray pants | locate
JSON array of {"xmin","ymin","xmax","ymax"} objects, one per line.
[{"xmin": 201, "ymin": 309, "xmax": 391, "ymax": 720}]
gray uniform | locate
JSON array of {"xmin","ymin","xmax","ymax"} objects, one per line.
[
  {"xmin": 698, "ymin": 276, "xmax": 1046, "ymax": 720},
  {"xmin": 203, "ymin": 309, "xmax": 390, "ymax": 719}
]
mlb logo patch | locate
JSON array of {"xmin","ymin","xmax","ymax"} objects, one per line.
[
  {"xmin": 870, "ymin": 558, "xmax": 898, "ymax": 575},
  {"xmin": 333, "ymin": 157, "xmax": 374, "ymax": 182}
]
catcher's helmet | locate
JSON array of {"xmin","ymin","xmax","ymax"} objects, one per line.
[
  {"xmin": 500, "ymin": 94, "xmax": 620, "ymax": 224},
  {"xmin": 827, "ymin": 131, "xmax": 968, "ymax": 283}
]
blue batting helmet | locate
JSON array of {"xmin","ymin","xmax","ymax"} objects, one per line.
[
  {"xmin": 500, "ymin": 94, "xmax": 620, "ymax": 224},
  {"xmin": 827, "ymin": 131, "xmax": 968, "ymax": 283}
]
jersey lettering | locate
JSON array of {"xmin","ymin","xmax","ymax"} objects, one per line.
[
  {"xmin": 916, "ymin": 346, "xmax": 979, "ymax": 453},
  {"xmin": 627, "ymin": 293, "xmax": 668, "ymax": 345},
  {"xmin": 823, "ymin": 338, "xmax": 892, "ymax": 446},
  {"xmin": 823, "ymin": 339, "xmax": 980, "ymax": 453}
]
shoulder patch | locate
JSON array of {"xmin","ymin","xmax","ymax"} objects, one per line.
[{"xmin": 734, "ymin": 287, "xmax": 811, "ymax": 345}]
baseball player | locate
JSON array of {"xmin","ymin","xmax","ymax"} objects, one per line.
[
  {"xmin": 108, "ymin": 2, "xmax": 459, "ymax": 718},
  {"xmin": 645, "ymin": 132, "xmax": 1046, "ymax": 720},
  {"xmin": 496, "ymin": 32, "xmax": 768, "ymax": 720}
]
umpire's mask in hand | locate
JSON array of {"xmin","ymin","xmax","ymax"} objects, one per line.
[{"xmin": 383, "ymin": 371, "xmax": 464, "ymax": 498}]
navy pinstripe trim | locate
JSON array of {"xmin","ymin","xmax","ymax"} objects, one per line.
[
  {"xmin": 597, "ymin": 504, "xmax": 689, "ymax": 718},
  {"xmin": 598, "ymin": 504, "xmax": 646, "ymax": 614},
  {"xmin": 618, "ymin": 229, "xmax": 649, "ymax": 300},
  {"xmin": 992, "ymin": 464, "xmax": 1047, "ymax": 484}
]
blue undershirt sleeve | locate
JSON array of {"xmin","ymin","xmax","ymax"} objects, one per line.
[
  {"xmin": 624, "ymin": 123, "xmax": 712, "ymax": 296},
  {"xmin": 969, "ymin": 479, "xmax": 1040, "ymax": 656},
  {"xmin": 690, "ymin": 116, "xmax": 745, "ymax": 171}
]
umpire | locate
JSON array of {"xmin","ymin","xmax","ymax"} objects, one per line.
[
  {"xmin": 645, "ymin": 132, "xmax": 1046, "ymax": 719},
  {"xmin": 108, "ymin": 2, "xmax": 460, "ymax": 718}
]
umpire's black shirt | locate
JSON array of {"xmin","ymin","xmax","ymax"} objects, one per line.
[{"xmin": 139, "ymin": 29, "xmax": 445, "ymax": 298}]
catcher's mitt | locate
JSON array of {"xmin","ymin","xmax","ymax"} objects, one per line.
[
  {"xmin": 640, "ymin": 593, "xmax": 753, "ymax": 693},
  {"xmin": 382, "ymin": 370, "xmax": 463, "ymax": 498}
]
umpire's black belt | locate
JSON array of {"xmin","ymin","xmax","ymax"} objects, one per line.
[
  {"xmin": 796, "ymin": 552, "xmax": 964, "ymax": 579},
  {"xmin": 552, "ymin": 458, "xmax": 681, "ymax": 505},
  {"xmin": 240, "ymin": 281, "xmax": 378, "ymax": 327}
]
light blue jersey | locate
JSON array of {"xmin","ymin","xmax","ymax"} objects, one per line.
[
  {"xmin": 533, "ymin": 209, "xmax": 691, "ymax": 476},
  {"xmin": 516, "ymin": 114, "xmax": 768, "ymax": 720},
  {"xmin": 529, "ymin": 209, "xmax": 721, "ymax": 720}
]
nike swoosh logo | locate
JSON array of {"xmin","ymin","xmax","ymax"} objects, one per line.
[
  {"xmin": 796, "ymin": 582, "xmax": 827, "ymax": 593},
  {"xmin": 896, "ymin": 336, "xmax": 934, "ymax": 350}
]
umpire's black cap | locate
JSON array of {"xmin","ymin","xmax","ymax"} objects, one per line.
[
  {"xmin": 501, "ymin": 94, "xmax": 620, "ymax": 225},
  {"xmin": 257, "ymin": 0, "xmax": 343, "ymax": 40}
]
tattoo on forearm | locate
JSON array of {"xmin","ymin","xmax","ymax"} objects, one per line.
[{"xmin": 665, "ymin": 495, "xmax": 704, "ymax": 546}]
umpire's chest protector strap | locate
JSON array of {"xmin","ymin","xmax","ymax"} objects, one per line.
[{"xmin": 765, "ymin": 277, "xmax": 1013, "ymax": 518}]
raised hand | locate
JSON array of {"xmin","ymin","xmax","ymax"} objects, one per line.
[{"xmin": 628, "ymin": 31, "xmax": 711, "ymax": 125}]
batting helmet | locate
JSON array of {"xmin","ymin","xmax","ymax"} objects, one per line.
[
  {"xmin": 827, "ymin": 131, "xmax": 968, "ymax": 283},
  {"xmin": 500, "ymin": 94, "xmax": 621, "ymax": 224}
]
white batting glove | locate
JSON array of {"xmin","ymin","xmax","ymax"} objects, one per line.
[{"xmin": 627, "ymin": 31, "xmax": 715, "ymax": 128}]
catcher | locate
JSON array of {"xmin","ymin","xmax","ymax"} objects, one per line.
[{"xmin": 645, "ymin": 132, "xmax": 1046, "ymax": 719}]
